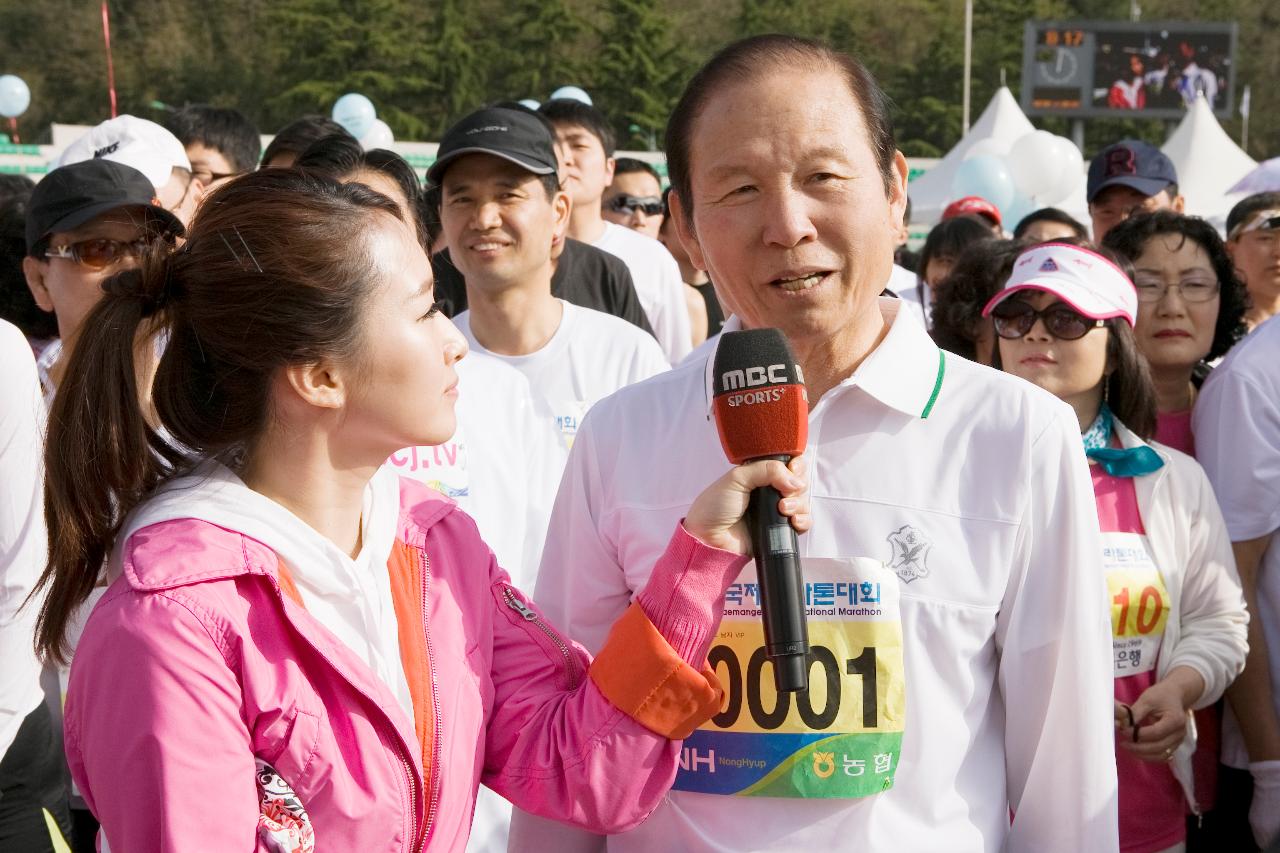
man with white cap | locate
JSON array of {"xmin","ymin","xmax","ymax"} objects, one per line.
[
  {"xmin": 57, "ymin": 115, "xmax": 201, "ymax": 227},
  {"xmin": 1225, "ymin": 192, "xmax": 1280, "ymax": 330}
]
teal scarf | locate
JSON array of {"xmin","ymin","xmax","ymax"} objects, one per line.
[{"xmin": 1082, "ymin": 403, "xmax": 1164, "ymax": 477}]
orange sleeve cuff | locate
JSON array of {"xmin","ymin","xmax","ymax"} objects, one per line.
[{"xmin": 589, "ymin": 603, "xmax": 724, "ymax": 739}]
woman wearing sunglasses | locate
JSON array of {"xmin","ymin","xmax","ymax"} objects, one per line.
[
  {"xmin": 1101, "ymin": 212, "xmax": 1249, "ymax": 457},
  {"xmin": 22, "ymin": 160, "xmax": 183, "ymax": 401},
  {"xmin": 983, "ymin": 242, "xmax": 1248, "ymax": 853},
  {"xmin": 32, "ymin": 168, "xmax": 809, "ymax": 852}
]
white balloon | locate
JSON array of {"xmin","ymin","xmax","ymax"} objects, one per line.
[
  {"xmin": 1008, "ymin": 130, "xmax": 1063, "ymax": 200},
  {"xmin": 963, "ymin": 138, "xmax": 1010, "ymax": 161},
  {"xmin": 359, "ymin": 119, "xmax": 394, "ymax": 151},
  {"xmin": 1040, "ymin": 136, "xmax": 1085, "ymax": 205}
]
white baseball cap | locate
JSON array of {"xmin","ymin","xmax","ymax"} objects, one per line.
[
  {"xmin": 56, "ymin": 115, "xmax": 191, "ymax": 193},
  {"xmin": 982, "ymin": 242, "xmax": 1137, "ymax": 327}
]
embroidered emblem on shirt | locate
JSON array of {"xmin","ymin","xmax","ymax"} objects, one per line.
[{"xmin": 887, "ymin": 525, "xmax": 932, "ymax": 583}]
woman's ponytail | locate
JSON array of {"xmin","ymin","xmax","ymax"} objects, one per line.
[{"xmin": 34, "ymin": 250, "xmax": 180, "ymax": 664}]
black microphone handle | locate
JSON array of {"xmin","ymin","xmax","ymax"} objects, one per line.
[{"xmin": 746, "ymin": 455, "xmax": 810, "ymax": 693}]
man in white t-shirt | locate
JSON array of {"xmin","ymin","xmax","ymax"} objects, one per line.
[
  {"xmin": 512, "ymin": 34, "xmax": 1116, "ymax": 853},
  {"xmin": 540, "ymin": 99, "xmax": 691, "ymax": 364},
  {"xmin": 428, "ymin": 104, "xmax": 668, "ymax": 853},
  {"xmin": 1193, "ymin": 314, "xmax": 1280, "ymax": 848}
]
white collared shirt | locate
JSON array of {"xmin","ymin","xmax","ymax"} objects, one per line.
[{"xmin": 514, "ymin": 297, "xmax": 1119, "ymax": 852}]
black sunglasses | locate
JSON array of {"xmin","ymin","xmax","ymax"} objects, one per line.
[
  {"xmin": 991, "ymin": 300, "xmax": 1106, "ymax": 341},
  {"xmin": 606, "ymin": 194, "xmax": 664, "ymax": 216}
]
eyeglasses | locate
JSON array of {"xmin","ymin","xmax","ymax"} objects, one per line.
[
  {"xmin": 1132, "ymin": 274, "xmax": 1220, "ymax": 303},
  {"xmin": 44, "ymin": 238, "xmax": 149, "ymax": 270},
  {"xmin": 991, "ymin": 301, "xmax": 1106, "ymax": 340},
  {"xmin": 605, "ymin": 194, "xmax": 664, "ymax": 216}
]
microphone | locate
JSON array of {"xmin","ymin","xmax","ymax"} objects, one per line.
[{"xmin": 711, "ymin": 328, "xmax": 810, "ymax": 693}]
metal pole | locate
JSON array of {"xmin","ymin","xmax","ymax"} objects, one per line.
[{"xmin": 962, "ymin": 0, "xmax": 973, "ymax": 135}]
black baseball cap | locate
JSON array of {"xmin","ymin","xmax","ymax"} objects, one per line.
[
  {"xmin": 1087, "ymin": 140, "xmax": 1179, "ymax": 203},
  {"xmin": 26, "ymin": 158, "xmax": 183, "ymax": 254},
  {"xmin": 427, "ymin": 106, "xmax": 559, "ymax": 185}
]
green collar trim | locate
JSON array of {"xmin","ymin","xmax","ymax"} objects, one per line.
[{"xmin": 920, "ymin": 349, "xmax": 945, "ymax": 419}]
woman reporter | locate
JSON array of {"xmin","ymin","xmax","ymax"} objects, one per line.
[
  {"xmin": 32, "ymin": 169, "xmax": 809, "ymax": 852},
  {"xmin": 984, "ymin": 242, "xmax": 1247, "ymax": 853}
]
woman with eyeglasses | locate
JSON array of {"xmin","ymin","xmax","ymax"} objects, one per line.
[
  {"xmin": 1102, "ymin": 212, "xmax": 1249, "ymax": 457},
  {"xmin": 983, "ymin": 242, "xmax": 1248, "ymax": 853},
  {"xmin": 33, "ymin": 168, "xmax": 810, "ymax": 852}
]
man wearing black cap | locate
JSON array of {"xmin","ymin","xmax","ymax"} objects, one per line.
[
  {"xmin": 1087, "ymin": 139, "xmax": 1185, "ymax": 242},
  {"xmin": 430, "ymin": 103, "xmax": 668, "ymax": 853},
  {"xmin": 22, "ymin": 158, "xmax": 182, "ymax": 397}
]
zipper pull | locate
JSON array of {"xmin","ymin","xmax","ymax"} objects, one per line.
[{"xmin": 504, "ymin": 589, "xmax": 538, "ymax": 621}]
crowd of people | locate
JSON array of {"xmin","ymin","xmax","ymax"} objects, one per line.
[{"xmin": 2, "ymin": 31, "xmax": 1280, "ymax": 853}]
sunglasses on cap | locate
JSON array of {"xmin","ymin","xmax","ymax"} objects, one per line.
[
  {"xmin": 990, "ymin": 300, "xmax": 1106, "ymax": 341},
  {"xmin": 1229, "ymin": 210, "xmax": 1280, "ymax": 239},
  {"xmin": 44, "ymin": 238, "xmax": 150, "ymax": 270},
  {"xmin": 605, "ymin": 194, "xmax": 664, "ymax": 216}
]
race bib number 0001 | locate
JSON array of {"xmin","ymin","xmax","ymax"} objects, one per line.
[{"xmin": 673, "ymin": 557, "xmax": 905, "ymax": 799}]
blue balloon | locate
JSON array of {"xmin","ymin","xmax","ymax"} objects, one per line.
[
  {"xmin": 549, "ymin": 86, "xmax": 592, "ymax": 106},
  {"xmin": 517, "ymin": 99, "xmax": 541, "ymax": 110},
  {"xmin": 1001, "ymin": 193, "xmax": 1040, "ymax": 232},
  {"xmin": 0, "ymin": 75, "xmax": 31, "ymax": 119},
  {"xmin": 331, "ymin": 93, "xmax": 376, "ymax": 140},
  {"xmin": 950, "ymin": 155, "xmax": 1015, "ymax": 213}
]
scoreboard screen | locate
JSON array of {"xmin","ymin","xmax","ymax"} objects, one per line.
[{"xmin": 1021, "ymin": 21, "xmax": 1237, "ymax": 119}]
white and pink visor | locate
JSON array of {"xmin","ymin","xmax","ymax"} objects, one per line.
[{"xmin": 981, "ymin": 242, "xmax": 1137, "ymax": 327}]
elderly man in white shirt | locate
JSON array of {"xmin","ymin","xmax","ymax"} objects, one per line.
[{"xmin": 510, "ymin": 34, "xmax": 1119, "ymax": 853}]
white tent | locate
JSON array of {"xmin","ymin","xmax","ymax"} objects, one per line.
[
  {"xmin": 1161, "ymin": 94, "xmax": 1256, "ymax": 228},
  {"xmin": 907, "ymin": 87, "xmax": 1034, "ymax": 226}
]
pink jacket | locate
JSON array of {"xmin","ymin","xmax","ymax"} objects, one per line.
[{"xmin": 64, "ymin": 477, "xmax": 742, "ymax": 851}]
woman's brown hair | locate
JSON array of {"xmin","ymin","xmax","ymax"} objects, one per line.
[{"xmin": 34, "ymin": 168, "xmax": 403, "ymax": 663}]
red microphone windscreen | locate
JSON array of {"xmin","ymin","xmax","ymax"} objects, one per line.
[{"xmin": 711, "ymin": 328, "xmax": 808, "ymax": 464}]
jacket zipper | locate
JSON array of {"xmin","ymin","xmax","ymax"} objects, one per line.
[
  {"xmin": 502, "ymin": 586, "xmax": 581, "ymax": 688},
  {"xmin": 269, "ymin": 581, "xmax": 424, "ymax": 852},
  {"xmin": 418, "ymin": 549, "xmax": 442, "ymax": 848}
]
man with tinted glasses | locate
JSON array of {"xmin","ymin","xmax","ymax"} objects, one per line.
[
  {"xmin": 22, "ymin": 159, "xmax": 183, "ymax": 399},
  {"xmin": 602, "ymin": 158, "xmax": 665, "ymax": 239}
]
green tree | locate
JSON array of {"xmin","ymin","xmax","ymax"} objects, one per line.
[{"xmin": 593, "ymin": 0, "xmax": 688, "ymax": 150}]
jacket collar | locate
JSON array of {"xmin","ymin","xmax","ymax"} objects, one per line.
[
  {"xmin": 119, "ymin": 470, "xmax": 457, "ymax": 593},
  {"xmin": 702, "ymin": 297, "xmax": 945, "ymax": 419}
]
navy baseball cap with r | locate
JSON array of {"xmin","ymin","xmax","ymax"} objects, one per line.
[
  {"xmin": 428, "ymin": 106, "xmax": 559, "ymax": 185},
  {"xmin": 1087, "ymin": 140, "xmax": 1179, "ymax": 203}
]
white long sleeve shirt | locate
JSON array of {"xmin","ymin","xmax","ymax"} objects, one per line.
[
  {"xmin": 513, "ymin": 297, "xmax": 1119, "ymax": 853},
  {"xmin": 0, "ymin": 321, "xmax": 47, "ymax": 760}
]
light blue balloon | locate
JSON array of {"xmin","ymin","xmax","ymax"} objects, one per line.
[
  {"xmin": 331, "ymin": 93, "xmax": 376, "ymax": 140},
  {"xmin": 1002, "ymin": 193, "xmax": 1039, "ymax": 231},
  {"xmin": 950, "ymin": 155, "xmax": 1015, "ymax": 213},
  {"xmin": 0, "ymin": 75, "xmax": 31, "ymax": 119},
  {"xmin": 517, "ymin": 99, "xmax": 541, "ymax": 110},
  {"xmin": 549, "ymin": 86, "xmax": 592, "ymax": 106}
]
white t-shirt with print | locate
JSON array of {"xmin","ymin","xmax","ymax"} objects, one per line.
[
  {"xmin": 454, "ymin": 301, "xmax": 667, "ymax": 853},
  {"xmin": 592, "ymin": 222, "xmax": 692, "ymax": 365},
  {"xmin": 1193, "ymin": 314, "xmax": 1280, "ymax": 769}
]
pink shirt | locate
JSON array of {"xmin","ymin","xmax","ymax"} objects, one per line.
[
  {"xmin": 1155, "ymin": 410, "xmax": 1194, "ymax": 457},
  {"xmin": 1092, "ymin": 465, "xmax": 1186, "ymax": 853}
]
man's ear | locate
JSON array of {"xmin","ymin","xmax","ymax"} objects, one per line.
[
  {"xmin": 22, "ymin": 256, "xmax": 55, "ymax": 313},
  {"xmin": 669, "ymin": 190, "xmax": 707, "ymax": 273},
  {"xmin": 1171, "ymin": 193, "xmax": 1186, "ymax": 214},
  {"xmin": 282, "ymin": 360, "xmax": 347, "ymax": 411}
]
